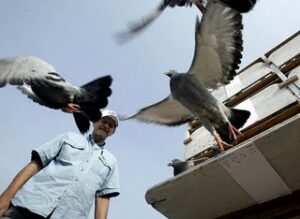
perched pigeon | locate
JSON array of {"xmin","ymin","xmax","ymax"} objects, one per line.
[
  {"xmin": 116, "ymin": 0, "xmax": 256, "ymax": 43},
  {"xmin": 168, "ymin": 158, "xmax": 208, "ymax": 176},
  {"xmin": 122, "ymin": 1, "xmax": 250, "ymax": 150},
  {"xmin": 0, "ymin": 56, "xmax": 112, "ymax": 134}
]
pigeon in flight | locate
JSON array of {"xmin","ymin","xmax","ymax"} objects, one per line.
[
  {"xmin": 0, "ymin": 56, "xmax": 112, "ymax": 134},
  {"xmin": 168, "ymin": 158, "xmax": 208, "ymax": 176},
  {"xmin": 116, "ymin": 0, "xmax": 256, "ymax": 43},
  {"xmin": 122, "ymin": 1, "xmax": 250, "ymax": 151}
]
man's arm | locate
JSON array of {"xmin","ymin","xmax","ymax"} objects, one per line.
[
  {"xmin": 95, "ymin": 196, "xmax": 110, "ymax": 219},
  {"xmin": 0, "ymin": 160, "xmax": 42, "ymax": 216}
]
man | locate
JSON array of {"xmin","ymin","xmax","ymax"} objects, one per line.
[{"xmin": 0, "ymin": 109, "xmax": 120, "ymax": 219}]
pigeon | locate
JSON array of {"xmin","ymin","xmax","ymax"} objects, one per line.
[
  {"xmin": 116, "ymin": 0, "xmax": 256, "ymax": 43},
  {"xmin": 122, "ymin": 1, "xmax": 250, "ymax": 151},
  {"xmin": 0, "ymin": 56, "xmax": 112, "ymax": 134},
  {"xmin": 168, "ymin": 157, "xmax": 209, "ymax": 176},
  {"xmin": 218, "ymin": 0, "xmax": 257, "ymax": 13}
]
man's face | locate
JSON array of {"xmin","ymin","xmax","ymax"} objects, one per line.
[{"xmin": 92, "ymin": 117, "xmax": 116, "ymax": 143}]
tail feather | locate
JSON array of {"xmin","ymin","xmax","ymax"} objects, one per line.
[
  {"xmin": 216, "ymin": 126, "xmax": 231, "ymax": 144},
  {"xmin": 76, "ymin": 75, "xmax": 112, "ymax": 109},
  {"xmin": 72, "ymin": 75, "xmax": 112, "ymax": 134},
  {"xmin": 73, "ymin": 112, "xmax": 90, "ymax": 134},
  {"xmin": 81, "ymin": 75, "xmax": 112, "ymax": 97},
  {"xmin": 216, "ymin": 108, "xmax": 251, "ymax": 143},
  {"xmin": 229, "ymin": 108, "xmax": 251, "ymax": 129}
]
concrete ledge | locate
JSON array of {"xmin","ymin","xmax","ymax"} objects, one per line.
[{"xmin": 146, "ymin": 114, "xmax": 300, "ymax": 219}]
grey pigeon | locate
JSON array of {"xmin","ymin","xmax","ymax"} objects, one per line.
[
  {"xmin": 0, "ymin": 56, "xmax": 112, "ymax": 134},
  {"xmin": 168, "ymin": 158, "xmax": 208, "ymax": 176},
  {"xmin": 122, "ymin": 1, "xmax": 250, "ymax": 151},
  {"xmin": 116, "ymin": 0, "xmax": 256, "ymax": 43}
]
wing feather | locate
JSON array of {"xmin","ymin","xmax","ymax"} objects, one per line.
[
  {"xmin": 0, "ymin": 56, "xmax": 64, "ymax": 87},
  {"xmin": 115, "ymin": 0, "xmax": 168, "ymax": 44},
  {"xmin": 17, "ymin": 85, "xmax": 55, "ymax": 108},
  {"xmin": 121, "ymin": 96, "xmax": 194, "ymax": 126},
  {"xmin": 188, "ymin": 1, "xmax": 243, "ymax": 89}
]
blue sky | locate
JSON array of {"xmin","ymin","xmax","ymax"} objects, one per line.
[{"xmin": 0, "ymin": 0, "xmax": 299, "ymax": 218}]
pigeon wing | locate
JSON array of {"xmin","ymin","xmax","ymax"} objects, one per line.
[
  {"xmin": 188, "ymin": 1, "xmax": 243, "ymax": 89},
  {"xmin": 121, "ymin": 96, "xmax": 194, "ymax": 126},
  {"xmin": 0, "ymin": 56, "xmax": 62, "ymax": 87},
  {"xmin": 17, "ymin": 84, "xmax": 51, "ymax": 107},
  {"xmin": 0, "ymin": 56, "xmax": 80, "ymax": 109},
  {"xmin": 115, "ymin": 0, "xmax": 168, "ymax": 44}
]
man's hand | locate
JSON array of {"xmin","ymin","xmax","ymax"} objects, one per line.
[{"xmin": 0, "ymin": 195, "xmax": 11, "ymax": 217}]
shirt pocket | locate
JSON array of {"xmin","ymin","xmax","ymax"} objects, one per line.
[{"xmin": 56, "ymin": 140, "xmax": 85, "ymax": 164}]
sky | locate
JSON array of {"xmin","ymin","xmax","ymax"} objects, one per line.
[{"xmin": 0, "ymin": 0, "xmax": 299, "ymax": 218}]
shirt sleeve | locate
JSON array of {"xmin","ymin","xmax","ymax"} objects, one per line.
[
  {"xmin": 31, "ymin": 132, "xmax": 68, "ymax": 167},
  {"xmin": 96, "ymin": 161, "xmax": 120, "ymax": 198}
]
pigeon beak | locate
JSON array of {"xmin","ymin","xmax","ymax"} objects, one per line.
[
  {"xmin": 167, "ymin": 163, "xmax": 173, "ymax": 167},
  {"xmin": 164, "ymin": 72, "xmax": 172, "ymax": 78}
]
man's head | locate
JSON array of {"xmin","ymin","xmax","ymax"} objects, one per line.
[{"xmin": 92, "ymin": 109, "xmax": 119, "ymax": 144}]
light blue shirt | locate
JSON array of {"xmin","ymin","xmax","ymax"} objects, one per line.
[{"xmin": 12, "ymin": 132, "xmax": 120, "ymax": 219}]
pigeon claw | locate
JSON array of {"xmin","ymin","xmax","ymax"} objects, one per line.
[
  {"xmin": 228, "ymin": 124, "xmax": 243, "ymax": 143},
  {"xmin": 62, "ymin": 103, "xmax": 81, "ymax": 113},
  {"xmin": 215, "ymin": 134, "xmax": 233, "ymax": 151}
]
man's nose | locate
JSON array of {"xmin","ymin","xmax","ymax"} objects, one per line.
[{"xmin": 103, "ymin": 123, "xmax": 110, "ymax": 129}]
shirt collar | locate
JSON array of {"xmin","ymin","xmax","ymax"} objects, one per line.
[{"xmin": 88, "ymin": 135, "xmax": 105, "ymax": 147}]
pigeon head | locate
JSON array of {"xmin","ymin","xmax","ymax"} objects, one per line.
[
  {"xmin": 165, "ymin": 69, "xmax": 179, "ymax": 78},
  {"xmin": 167, "ymin": 158, "xmax": 183, "ymax": 167}
]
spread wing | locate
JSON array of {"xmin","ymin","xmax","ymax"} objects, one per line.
[
  {"xmin": 0, "ymin": 56, "xmax": 66, "ymax": 87},
  {"xmin": 188, "ymin": 1, "xmax": 243, "ymax": 89},
  {"xmin": 17, "ymin": 84, "xmax": 50, "ymax": 107},
  {"xmin": 115, "ymin": 0, "xmax": 168, "ymax": 44},
  {"xmin": 121, "ymin": 96, "xmax": 195, "ymax": 126},
  {"xmin": 0, "ymin": 56, "xmax": 79, "ymax": 109},
  {"xmin": 115, "ymin": 0, "xmax": 198, "ymax": 44}
]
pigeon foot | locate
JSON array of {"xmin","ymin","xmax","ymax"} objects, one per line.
[
  {"xmin": 228, "ymin": 124, "xmax": 243, "ymax": 143},
  {"xmin": 215, "ymin": 135, "xmax": 233, "ymax": 151},
  {"xmin": 62, "ymin": 103, "xmax": 81, "ymax": 113}
]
